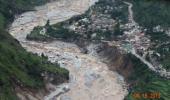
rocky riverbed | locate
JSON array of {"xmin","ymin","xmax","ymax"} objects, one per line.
[{"xmin": 9, "ymin": 0, "xmax": 128, "ymax": 100}]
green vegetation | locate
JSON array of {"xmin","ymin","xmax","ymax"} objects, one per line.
[
  {"xmin": 129, "ymin": 0, "xmax": 170, "ymax": 29},
  {"xmin": 0, "ymin": 0, "xmax": 47, "ymax": 28},
  {"xmin": 0, "ymin": 31, "xmax": 68, "ymax": 100},
  {"xmin": 147, "ymin": 31, "xmax": 170, "ymax": 70},
  {"xmin": 26, "ymin": 26, "xmax": 52, "ymax": 41},
  {"xmin": 93, "ymin": 0, "xmax": 129, "ymax": 24},
  {"xmin": 47, "ymin": 21, "xmax": 80, "ymax": 40},
  {"xmin": 0, "ymin": 33, "xmax": 69, "ymax": 99},
  {"xmin": 125, "ymin": 54, "xmax": 170, "ymax": 100},
  {"xmin": 0, "ymin": 0, "xmax": 69, "ymax": 100},
  {"xmin": 27, "ymin": 20, "xmax": 80, "ymax": 41},
  {"xmin": 0, "ymin": 13, "xmax": 5, "ymax": 30},
  {"xmin": 82, "ymin": 0, "xmax": 128, "ymax": 38}
]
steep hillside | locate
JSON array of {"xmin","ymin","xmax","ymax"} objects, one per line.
[
  {"xmin": 97, "ymin": 43, "xmax": 170, "ymax": 100},
  {"xmin": 128, "ymin": 0, "xmax": 170, "ymax": 29},
  {"xmin": 0, "ymin": 0, "xmax": 69, "ymax": 100}
]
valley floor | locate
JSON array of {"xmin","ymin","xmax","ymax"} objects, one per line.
[{"xmin": 9, "ymin": 0, "xmax": 128, "ymax": 100}]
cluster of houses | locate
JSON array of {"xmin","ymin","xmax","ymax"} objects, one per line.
[
  {"xmin": 118, "ymin": 21, "xmax": 151, "ymax": 55},
  {"xmin": 70, "ymin": 13, "xmax": 115, "ymax": 39},
  {"xmin": 68, "ymin": 0, "xmax": 127, "ymax": 39}
]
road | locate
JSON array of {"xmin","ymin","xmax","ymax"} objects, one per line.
[
  {"xmin": 124, "ymin": 2, "xmax": 135, "ymax": 24},
  {"xmin": 124, "ymin": 2, "xmax": 170, "ymax": 79}
]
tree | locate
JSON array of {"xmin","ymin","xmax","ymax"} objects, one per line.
[
  {"xmin": 45, "ymin": 19, "xmax": 50, "ymax": 28},
  {"xmin": 114, "ymin": 21, "xmax": 123, "ymax": 36}
]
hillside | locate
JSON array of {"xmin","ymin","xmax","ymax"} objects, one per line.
[
  {"xmin": 0, "ymin": 0, "xmax": 69, "ymax": 100},
  {"xmin": 96, "ymin": 43, "xmax": 170, "ymax": 100}
]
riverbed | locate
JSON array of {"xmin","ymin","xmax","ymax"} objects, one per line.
[{"xmin": 9, "ymin": 0, "xmax": 128, "ymax": 100}]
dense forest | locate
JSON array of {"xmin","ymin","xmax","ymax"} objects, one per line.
[
  {"xmin": 128, "ymin": 0, "xmax": 170, "ymax": 28},
  {"xmin": 0, "ymin": 0, "xmax": 69, "ymax": 100}
]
